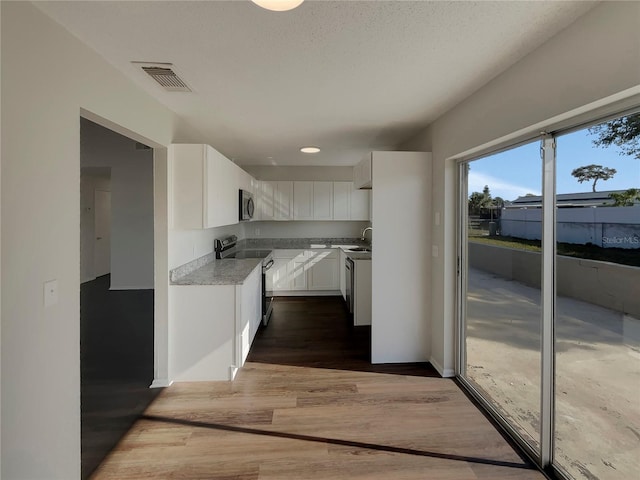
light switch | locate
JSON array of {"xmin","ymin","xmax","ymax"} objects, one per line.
[
  {"xmin": 44, "ymin": 279, "xmax": 58, "ymax": 307},
  {"xmin": 432, "ymin": 245, "xmax": 439, "ymax": 258},
  {"xmin": 435, "ymin": 212, "xmax": 441, "ymax": 226}
]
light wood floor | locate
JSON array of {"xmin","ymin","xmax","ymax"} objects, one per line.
[{"xmin": 91, "ymin": 298, "xmax": 545, "ymax": 479}]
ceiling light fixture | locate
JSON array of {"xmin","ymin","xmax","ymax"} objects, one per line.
[
  {"xmin": 300, "ymin": 146, "xmax": 320, "ymax": 153},
  {"xmin": 251, "ymin": 0, "xmax": 304, "ymax": 12}
]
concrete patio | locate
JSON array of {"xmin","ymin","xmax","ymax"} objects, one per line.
[{"xmin": 466, "ymin": 268, "xmax": 640, "ymax": 480}]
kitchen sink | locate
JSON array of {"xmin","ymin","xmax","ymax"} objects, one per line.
[{"xmin": 348, "ymin": 247, "xmax": 371, "ymax": 252}]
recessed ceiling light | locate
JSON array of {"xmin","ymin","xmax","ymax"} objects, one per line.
[
  {"xmin": 300, "ymin": 146, "xmax": 320, "ymax": 153},
  {"xmin": 251, "ymin": 0, "xmax": 304, "ymax": 12}
]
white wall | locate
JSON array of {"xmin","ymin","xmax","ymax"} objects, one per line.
[
  {"xmin": 0, "ymin": 3, "xmax": 204, "ymax": 478},
  {"xmin": 169, "ymin": 224, "xmax": 243, "ymax": 270},
  {"xmin": 371, "ymin": 152, "xmax": 431, "ymax": 364},
  {"xmin": 243, "ymin": 165, "xmax": 353, "ymax": 181},
  {"xmin": 247, "ymin": 220, "xmax": 368, "ymax": 239},
  {"xmin": 81, "ymin": 119, "xmax": 154, "ymax": 289},
  {"xmin": 400, "ymin": 2, "xmax": 640, "ymax": 377}
]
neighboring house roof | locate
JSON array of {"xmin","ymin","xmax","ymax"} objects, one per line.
[{"xmin": 506, "ymin": 190, "xmax": 639, "ymax": 208}]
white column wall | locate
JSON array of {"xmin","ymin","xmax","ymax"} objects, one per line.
[
  {"xmin": 401, "ymin": 2, "xmax": 640, "ymax": 376},
  {"xmin": 0, "ymin": 2, "xmax": 203, "ymax": 478}
]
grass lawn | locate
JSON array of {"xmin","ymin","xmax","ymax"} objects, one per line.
[{"xmin": 469, "ymin": 234, "xmax": 640, "ymax": 267}]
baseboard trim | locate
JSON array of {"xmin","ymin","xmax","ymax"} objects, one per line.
[
  {"xmin": 274, "ymin": 290, "xmax": 341, "ymax": 297},
  {"xmin": 430, "ymin": 356, "xmax": 455, "ymax": 378},
  {"xmin": 230, "ymin": 366, "xmax": 239, "ymax": 380},
  {"xmin": 150, "ymin": 378, "xmax": 172, "ymax": 388},
  {"xmin": 110, "ymin": 284, "xmax": 155, "ymax": 291}
]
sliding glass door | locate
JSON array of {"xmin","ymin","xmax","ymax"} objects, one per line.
[
  {"xmin": 553, "ymin": 115, "xmax": 640, "ymax": 480},
  {"xmin": 458, "ymin": 110, "xmax": 640, "ymax": 480},
  {"xmin": 460, "ymin": 141, "xmax": 543, "ymax": 453}
]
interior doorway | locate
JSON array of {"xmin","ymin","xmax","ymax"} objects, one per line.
[
  {"xmin": 80, "ymin": 118, "xmax": 159, "ymax": 479},
  {"xmin": 93, "ymin": 189, "xmax": 111, "ymax": 277}
]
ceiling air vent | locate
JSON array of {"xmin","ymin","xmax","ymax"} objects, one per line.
[{"xmin": 137, "ymin": 63, "xmax": 191, "ymax": 92}]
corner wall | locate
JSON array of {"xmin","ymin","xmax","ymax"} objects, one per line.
[
  {"xmin": 401, "ymin": 1, "xmax": 640, "ymax": 377},
  {"xmin": 1, "ymin": 3, "xmax": 201, "ymax": 478}
]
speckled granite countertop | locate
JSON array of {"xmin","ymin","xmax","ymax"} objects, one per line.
[
  {"xmin": 170, "ymin": 237, "xmax": 372, "ymax": 286},
  {"xmin": 171, "ymin": 258, "xmax": 262, "ymax": 286}
]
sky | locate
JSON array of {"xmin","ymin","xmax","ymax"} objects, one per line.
[{"xmin": 468, "ymin": 124, "xmax": 640, "ymax": 201}]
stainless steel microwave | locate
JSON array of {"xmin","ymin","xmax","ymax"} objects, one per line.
[{"xmin": 239, "ymin": 189, "xmax": 255, "ymax": 221}]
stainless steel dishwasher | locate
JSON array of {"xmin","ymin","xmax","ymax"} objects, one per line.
[{"xmin": 345, "ymin": 257, "xmax": 354, "ymax": 315}]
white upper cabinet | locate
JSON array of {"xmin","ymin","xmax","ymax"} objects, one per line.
[
  {"xmin": 313, "ymin": 182, "xmax": 333, "ymax": 220},
  {"xmin": 256, "ymin": 180, "xmax": 369, "ymax": 222},
  {"xmin": 171, "ymin": 144, "xmax": 241, "ymax": 229},
  {"xmin": 258, "ymin": 181, "xmax": 276, "ymax": 220},
  {"xmin": 257, "ymin": 181, "xmax": 293, "ymax": 221},
  {"xmin": 275, "ymin": 181, "xmax": 293, "ymax": 220},
  {"xmin": 333, "ymin": 182, "xmax": 351, "ymax": 220},
  {"xmin": 353, "ymin": 154, "xmax": 372, "ymax": 189},
  {"xmin": 294, "ymin": 181, "xmax": 333, "ymax": 220},
  {"xmin": 293, "ymin": 181, "xmax": 314, "ymax": 220}
]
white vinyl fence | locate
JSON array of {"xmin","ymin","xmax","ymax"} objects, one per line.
[{"xmin": 500, "ymin": 206, "xmax": 640, "ymax": 249}]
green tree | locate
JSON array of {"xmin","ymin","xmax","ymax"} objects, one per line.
[
  {"xmin": 571, "ymin": 164, "xmax": 617, "ymax": 192},
  {"xmin": 468, "ymin": 185, "xmax": 492, "ymax": 214},
  {"xmin": 608, "ymin": 188, "xmax": 640, "ymax": 206},
  {"xmin": 589, "ymin": 113, "xmax": 640, "ymax": 159},
  {"xmin": 492, "ymin": 196, "xmax": 505, "ymax": 208}
]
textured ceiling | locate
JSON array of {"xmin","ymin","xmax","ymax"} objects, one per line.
[{"xmin": 35, "ymin": 1, "xmax": 596, "ymax": 166}]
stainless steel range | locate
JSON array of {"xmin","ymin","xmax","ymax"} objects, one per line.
[{"xmin": 214, "ymin": 235, "xmax": 274, "ymax": 325}]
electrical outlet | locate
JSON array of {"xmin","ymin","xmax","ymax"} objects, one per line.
[
  {"xmin": 44, "ymin": 279, "xmax": 58, "ymax": 307},
  {"xmin": 255, "ymin": 227, "xmax": 261, "ymax": 236}
]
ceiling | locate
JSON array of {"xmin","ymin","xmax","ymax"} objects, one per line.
[{"xmin": 35, "ymin": 1, "xmax": 596, "ymax": 167}]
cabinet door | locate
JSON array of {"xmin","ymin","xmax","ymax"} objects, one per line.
[
  {"xmin": 206, "ymin": 145, "xmax": 238, "ymax": 228},
  {"xmin": 333, "ymin": 182, "xmax": 351, "ymax": 220},
  {"xmin": 275, "ymin": 181, "xmax": 293, "ymax": 220},
  {"xmin": 238, "ymin": 265, "xmax": 261, "ymax": 365},
  {"xmin": 307, "ymin": 249, "xmax": 339, "ymax": 290},
  {"xmin": 259, "ymin": 181, "xmax": 276, "ymax": 221},
  {"xmin": 289, "ymin": 252, "xmax": 308, "ymax": 290},
  {"xmin": 270, "ymin": 258, "xmax": 291, "ymax": 290},
  {"xmin": 350, "ymin": 184, "xmax": 370, "ymax": 221},
  {"xmin": 293, "ymin": 181, "xmax": 314, "ymax": 220},
  {"xmin": 313, "ymin": 182, "xmax": 333, "ymax": 220},
  {"xmin": 171, "ymin": 144, "xmax": 206, "ymax": 229}
]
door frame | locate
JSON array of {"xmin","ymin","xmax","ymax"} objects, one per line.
[{"xmin": 80, "ymin": 108, "xmax": 170, "ymax": 388}]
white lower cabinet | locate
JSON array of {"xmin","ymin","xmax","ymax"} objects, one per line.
[
  {"xmin": 169, "ymin": 264, "xmax": 262, "ymax": 382},
  {"xmin": 270, "ymin": 249, "xmax": 339, "ymax": 294},
  {"xmin": 308, "ymin": 249, "xmax": 339, "ymax": 290}
]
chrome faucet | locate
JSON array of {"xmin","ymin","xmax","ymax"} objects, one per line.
[{"xmin": 361, "ymin": 226, "xmax": 372, "ymax": 242}]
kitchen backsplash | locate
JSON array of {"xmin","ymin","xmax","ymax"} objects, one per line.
[{"xmin": 244, "ymin": 220, "xmax": 369, "ymax": 239}]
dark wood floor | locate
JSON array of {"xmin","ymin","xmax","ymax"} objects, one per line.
[
  {"xmin": 81, "ymin": 275, "xmax": 159, "ymax": 479},
  {"xmin": 90, "ymin": 296, "xmax": 545, "ymax": 480},
  {"xmin": 249, "ymin": 296, "xmax": 439, "ymax": 377}
]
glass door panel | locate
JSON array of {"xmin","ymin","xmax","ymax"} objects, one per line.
[
  {"xmin": 462, "ymin": 141, "xmax": 543, "ymax": 452},
  {"xmin": 554, "ymin": 113, "xmax": 640, "ymax": 480}
]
